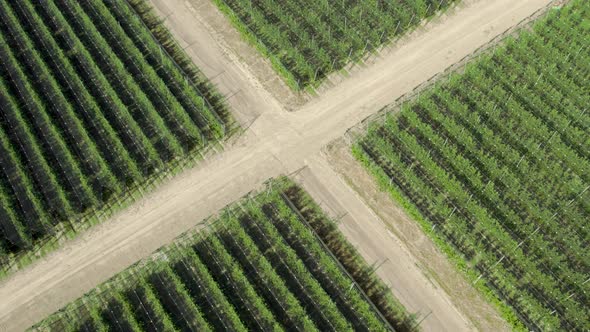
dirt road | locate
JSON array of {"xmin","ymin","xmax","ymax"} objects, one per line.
[
  {"xmin": 0, "ymin": 0, "xmax": 553, "ymax": 330},
  {"xmin": 294, "ymin": 157, "xmax": 479, "ymax": 331}
]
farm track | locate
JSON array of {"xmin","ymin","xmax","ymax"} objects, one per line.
[{"xmin": 0, "ymin": 0, "xmax": 552, "ymax": 330}]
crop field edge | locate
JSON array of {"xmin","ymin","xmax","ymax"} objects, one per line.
[
  {"xmin": 0, "ymin": 0, "xmax": 239, "ymax": 280},
  {"xmin": 344, "ymin": 2, "xmax": 569, "ymax": 331},
  {"xmin": 210, "ymin": 0, "xmax": 461, "ymax": 92},
  {"xmin": 277, "ymin": 177, "xmax": 416, "ymax": 330},
  {"xmin": 30, "ymin": 176, "xmax": 416, "ymax": 331},
  {"xmin": 345, "ymin": 0, "xmax": 558, "ymax": 140},
  {"xmin": 0, "ymin": 140, "xmax": 224, "ymax": 281},
  {"xmin": 125, "ymin": 0, "xmax": 236, "ymax": 130},
  {"xmin": 350, "ymin": 0, "xmax": 590, "ymax": 329},
  {"xmin": 351, "ymin": 145, "xmax": 525, "ymax": 330}
]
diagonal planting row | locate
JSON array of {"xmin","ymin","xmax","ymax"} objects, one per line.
[
  {"xmin": 354, "ymin": 1, "xmax": 590, "ymax": 330},
  {"xmin": 212, "ymin": 0, "xmax": 459, "ymax": 89},
  {"xmin": 31, "ymin": 178, "xmax": 415, "ymax": 332},
  {"xmin": 0, "ymin": 0, "xmax": 231, "ymax": 266}
]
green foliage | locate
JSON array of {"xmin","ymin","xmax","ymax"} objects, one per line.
[
  {"xmin": 31, "ymin": 178, "xmax": 412, "ymax": 332},
  {"xmin": 213, "ymin": 0, "xmax": 459, "ymax": 90},
  {"xmin": 0, "ymin": 0, "xmax": 231, "ymax": 271},
  {"xmin": 354, "ymin": 1, "xmax": 590, "ymax": 330}
]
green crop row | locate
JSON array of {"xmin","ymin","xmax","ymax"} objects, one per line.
[
  {"xmin": 354, "ymin": 1, "xmax": 590, "ymax": 330},
  {"xmin": 213, "ymin": 0, "xmax": 459, "ymax": 90},
  {"xmin": 31, "ymin": 178, "xmax": 412, "ymax": 332},
  {"xmin": 0, "ymin": 0, "xmax": 231, "ymax": 272}
]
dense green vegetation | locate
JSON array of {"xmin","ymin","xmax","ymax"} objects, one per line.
[
  {"xmin": 0, "ymin": 0, "xmax": 231, "ymax": 267},
  {"xmin": 213, "ymin": 0, "xmax": 458, "ymax": 90},
  {"xmin": 31, "ymin": 178, "xmax": 414, "ymax": 332},
  {"xmin": 354, "ymin": 1, "xmax": 590, "ymax": 330}
]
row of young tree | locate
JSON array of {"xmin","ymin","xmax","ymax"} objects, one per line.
[
  {"xmin": 0, "ymin": 0, "xmax": 229, "ymax": 262},
  {"xmin": 213, "ymin": 0, "xmax": 458, "ymax": 89},
  {"xmin": 32, "ymin": 179, "xmax": 415, "ymax": 332},
  {"xmin": 354, "ymin": 1, "xmax": 589, "ymax": 330}
]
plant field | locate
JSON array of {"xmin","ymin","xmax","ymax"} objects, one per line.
[
  {"xmin": 0, "ymin": 0, "xmax": 231, "ymax": 264},
  {"xmin": 31, "ymin": 178, "xmax": 414, "ymax": 332},
  {"xmin": 213, "ymin": 0, "xmax": 458, "ymax": 90},
  {"xmin": 354, "ymin": 1, "xmax": 590, "ymax": 330}
]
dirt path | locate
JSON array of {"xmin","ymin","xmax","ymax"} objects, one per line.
[
  {"xmin": 293, "ymin": 156, "xmax": 483, "ymax": 332},
  {"xmin": 0, "ymin": 0, "xmax": 553, "ymax": 330},
  {"xmin": 324, "ymin": 140, "xmax": 512, "ymax": 331}
]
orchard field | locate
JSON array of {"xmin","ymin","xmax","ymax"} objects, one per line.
[
  {"xmin": 0, "ymin": 0, "xmax": 231, "ymax": 266},
  {"xmin": 213, "ymin": 0, "xmax": 459, "ymax": 90},
  {"xmin": 354, "ymin": 1, "xmax": 590, "ymax": 330},
  {"xmin": 31, "ymin": 178, "xmax": 414, "ymax": 332}
]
